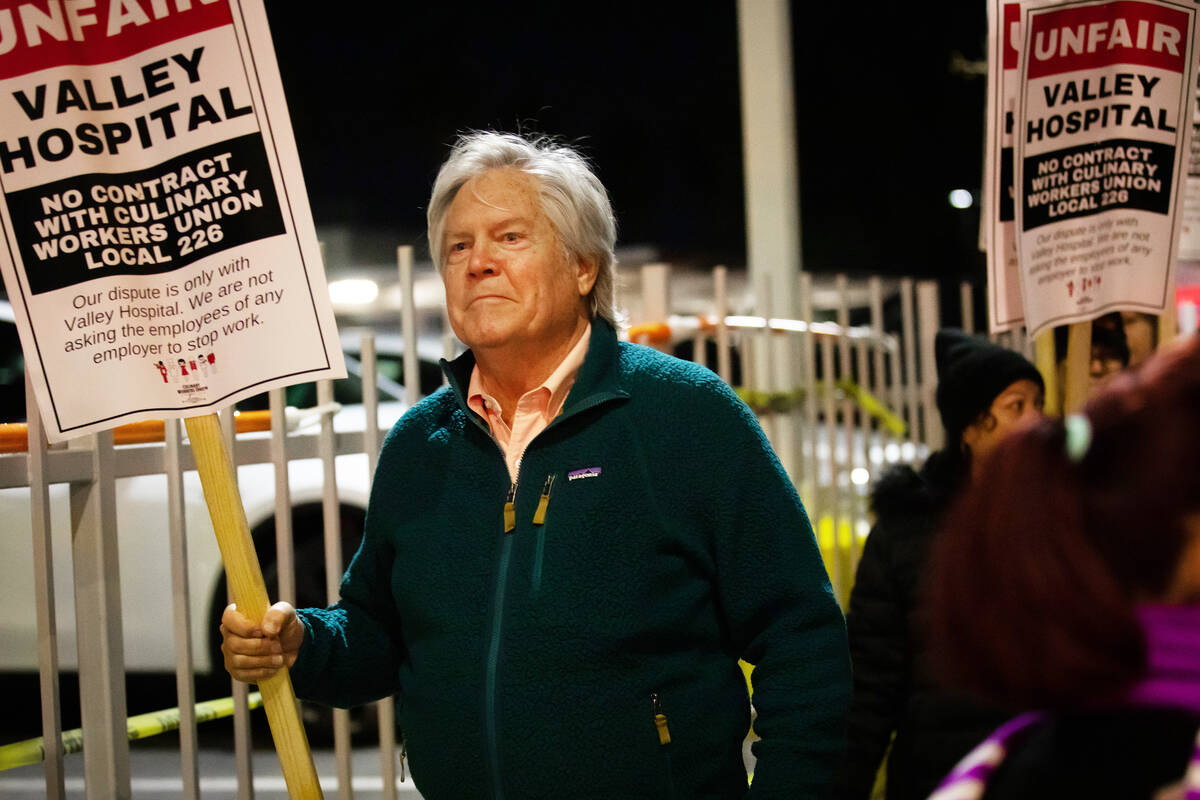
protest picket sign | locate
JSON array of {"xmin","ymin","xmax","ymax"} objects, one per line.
[
  {"xmin": 985, "ymin": 0, "xmax": 1031, "ymax": 333},
  {"xmin": 986, "ymin": 1, "xmax": 1069, "ymax": 406},
  {"xmin": 0, "ymin": 1, "xmax": 344, "ymax": 795},
  {"xmin": 1014, "ymin": 0, "xmax": 1200, "ymax": 343},
  {"xmin": 1176, "ymin": 30, "xmax": 1200, "ymax": 263}
]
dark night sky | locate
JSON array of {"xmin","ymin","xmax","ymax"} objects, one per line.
[{"xmin": 263, "ymin": 2, "xmax": 988, "ymax": 280}]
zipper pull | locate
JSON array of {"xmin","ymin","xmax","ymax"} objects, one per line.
[
  {"xmin": 532, "ymin": 473, "xmax": 556, "ymax": 525},
  {"xmin": 399, "ymin": 740, "xmax": 407, "ymax": 782},
  {"xmin": 651, "ymin": 693, "xmax": 671, "ymax": 745},
  {"xmin": 504, "ymin": 483, "xmax": 517, "ymax": 533}
]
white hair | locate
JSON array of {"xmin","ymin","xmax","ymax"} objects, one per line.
[{"xmin": 427, "ymin": 131, "xmax": 619, "ymax": 327}]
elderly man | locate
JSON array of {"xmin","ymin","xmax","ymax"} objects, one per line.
[{"xmin": 221, "ymin": 132, "xmax": 850, "ymax": 798}]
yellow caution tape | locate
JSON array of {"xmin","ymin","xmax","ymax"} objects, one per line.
[
  {"xmin": 835, "ymin": 379, "xmax": 906, "ymax": 437},
  {"xmin": 735, "ymin": 380, "xmax": 906, "ymax": 437},
  {"xmin": 735, "ymin": 386, "xmax": 809, "ymax": 415},
  {"xmin": 0, "ymin": 691, "xmax": 263, "ymax": 772}
]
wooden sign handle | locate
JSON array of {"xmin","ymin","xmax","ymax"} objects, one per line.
[
  {"xmin": 184, "ymin": 414, "xmax": 324, "ymax": 799},
  {"xmin": 1062, "ymin": 322, "xmax": 1092, "ymax": 415},
  {"xmin": 1035, "ymin": 330, "xmax": 1059, "ymax": 417},
  {"xmin": 1158, "ymin": 304, "xmax": 1177, "ymax": 346}
]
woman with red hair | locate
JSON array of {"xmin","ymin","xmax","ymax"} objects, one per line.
[{"xmin": 926, "ymin": 334, "xmax": 1200, "ymax": 799}]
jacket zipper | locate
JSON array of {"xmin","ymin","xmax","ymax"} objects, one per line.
[
  {"xmin": 532, "ymin": 473, "xmax": 555, "ymax": 525},
  {"xmin": 503, "ymin": 482, "xmax": 517, "ymax": 533},
  {"xmin": 530, "ymin": 473, "xmax": 556, "ymax": 594},
  {"xmin": 651, "ymin": 692, "xmax": 672, "ymax": 745},
  {"xmin": 652, "ymin": 693, "xmax": 677, "ymax": 799},
  {"xmin": 465, "ymin": 407, "xmax": 515, "ymax": 800},
  {"xmin": 486, "ymin": 473, "xmax": 517, "ymax": 800},
  {"xmin": 458, "ymin": 386, "xmax": 622, "ymax": 800}
]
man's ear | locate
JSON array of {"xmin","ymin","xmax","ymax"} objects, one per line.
[{"xmin": 576, "ymin": 257, "xmax": 599, "ymax": 297}]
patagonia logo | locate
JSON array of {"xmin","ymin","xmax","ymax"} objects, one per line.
[{"xmin": 568, "ymin": 467, "xmax": 602, "ymax": 481}]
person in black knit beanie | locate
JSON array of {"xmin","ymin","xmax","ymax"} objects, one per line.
[{"xmin": 832, "ymin": 329, "xmax": 1045, "ymax": 800}]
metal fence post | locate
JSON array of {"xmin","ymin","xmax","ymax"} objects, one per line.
[
  {"xmin": 960, "ymin": 281, "xmax": 975, "ymax": 334},
  {"xmin": 833, "ymin": 274, "xmax": 853, "ymax": 564},
  {"xmin": 69, "ymin": 429, "xmax": 130, "ymax": 799},
  {"xmin": 751, "ymin": 270, "xmax": 776, "ymax": 452},
  {"xmin": 26, "ymin": 373, "xmax": 65, "ymax": 800},
  {"xmin": 916, "ymin": 281, "xmax": 943, "ymax": 452},
  {"xmin": 798, "ymin": 271, "xmax": 818, "ymax": 508},
  {"xmin": 714, "ymin": 266, "xmax": 732, "ymax": 385},
  {"xmin": 399, "ymin": 246, "xmax": 420, "ymax": 406},
  {"xmin": 317, "ymin": 379, "xmax": 354, "ymax": 798},
  {"xmin": 269, "ymin": 387, "xmax": 296, "ymax": 607},
  {"xmin": 899, "ymin": 278, "xmax": 918, "ymax": 449},
  {"xmin": 868, "ymin": 277, "xmax": 894, "ymax": 460},
  {"xmin": 165, "ymin": 417, "xmax": 200, "ymax": 799},
  {"xmin": 819, "ymin": 331, "xmax": 842, "ymax": 604},
  {"xmin": 360, "ymin": 333, "xmax": 399, "ymax": 798},
  {"xmin": 639, "ymin": 264, "xmax": 671, "ymax": 352}
]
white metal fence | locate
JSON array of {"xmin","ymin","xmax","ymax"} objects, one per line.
[
  {"xmin": 2, "ymin": 349, "xmax": 406, "ymax": 799},
  {"xmin": 626, "ymin": 266, "xmax": 953, "ymax": 602},
  {"xmin": 1, "ymin": 252, "xmax": 978, "ymax": 798}
]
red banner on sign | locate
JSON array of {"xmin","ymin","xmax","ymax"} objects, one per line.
[
  {"xmin": 1026, "ymin": 0, "xmax": 1189, "ymax": 79},
  {"xmin": 0, "ymin": 0, "xmax": 233, "ymax": 80}
]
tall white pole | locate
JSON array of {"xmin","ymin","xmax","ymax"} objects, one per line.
[
  {"xmin": 737, "ymin": 0, "xmax": 802, "ymax": 306},
  {"xmin": 738, "ymin": 0, "xmax": 802, "ymax": 481}
]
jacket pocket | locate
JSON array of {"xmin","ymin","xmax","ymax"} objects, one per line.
[
  {"xmin": 531, "ymin": 527, "xmax": 547, "ymax": 596},
  {"xmin": 651, "ymin": 692, "xmax": 678, "ymax": 800}
]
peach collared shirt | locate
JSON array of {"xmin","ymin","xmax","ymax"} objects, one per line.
[{"xmin": 467, "ymin": 324, "xmax": 591, "ymax": 483}]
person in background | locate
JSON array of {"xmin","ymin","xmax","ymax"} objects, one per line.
[
  {"xmin": 925, "ymin": 333, "xmax": 1200, "ymax": 800},
  {"xmin": 833, "ymin": 329, "xmax": 1044, "ymax": 800},
  {"xmin": 1090, "ymin": 312, "xmax": 1131, "ymax": 386},
  {"xmin": 1121, "ymin": 310, "xmax": 1158, "ymax": 367},
  {"xmin": 220, "ymin": 131, "xmax": 851, "ymax": 798},
  {"xmin": 1053, "ymin": 313, "xmax": 1130, "ymax": 397}
]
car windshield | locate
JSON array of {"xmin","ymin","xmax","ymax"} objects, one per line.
[
  {"xmin": 0, "ymin": 309, "xmax": 24, "ymax": 423},
  {"xmin": 233, "ymin": 352, "xmax": 443, "ymax": 412}
]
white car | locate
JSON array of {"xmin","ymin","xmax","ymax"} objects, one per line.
[{"xmin": 0, "ymin": 310, "xmax": 444, "ymax": 679}]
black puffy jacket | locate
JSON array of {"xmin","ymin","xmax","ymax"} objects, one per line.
[{"xmin": 832, "ymin": 451, "xmax": 1009, "ymax": 800}]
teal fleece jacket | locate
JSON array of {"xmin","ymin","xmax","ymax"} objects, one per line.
[{"xmin": 290, "ymin": 320, "xmax": 850, "ymax": 799}]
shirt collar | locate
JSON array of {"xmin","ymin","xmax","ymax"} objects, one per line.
[
  {"xmin": 466, "ymin": 323, "xmax": 591, "ymax": 422},
  {"xmin": 442, "ymin": 318, "xmax": 629, "ymax": 426}
]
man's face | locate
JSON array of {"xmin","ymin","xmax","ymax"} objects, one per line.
[
  {"xmin": 441, "ymin": 168, "xmax": 596, "ymax": 354},
  {"xmin": 962, "ymin": 378, "xmax": 1044, "ymax": 462}
]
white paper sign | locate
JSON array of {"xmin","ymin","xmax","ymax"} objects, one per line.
[
  {"xmin": 0, "ymin": 0, "xmax": 344, "ymax": 442},
  {"xmin": 985, "ymin": 0, "xmax": 1029, "ymax": 333},
  {"xmin": 1014, "ymin": 0, "xmax": 1199, "ymax": 338},
  {"xmin": 1175, "ymin": 58, "xmax": 1200, "ymax": 260}
]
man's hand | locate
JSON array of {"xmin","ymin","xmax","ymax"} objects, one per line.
[{"xmin": 220, "ymin": 601, "xmax": 304, "ymax": 683}]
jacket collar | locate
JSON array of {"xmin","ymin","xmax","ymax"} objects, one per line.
[{"xmin": 441, "ymin": 319, "xmax": 630, "ymax": 426}]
